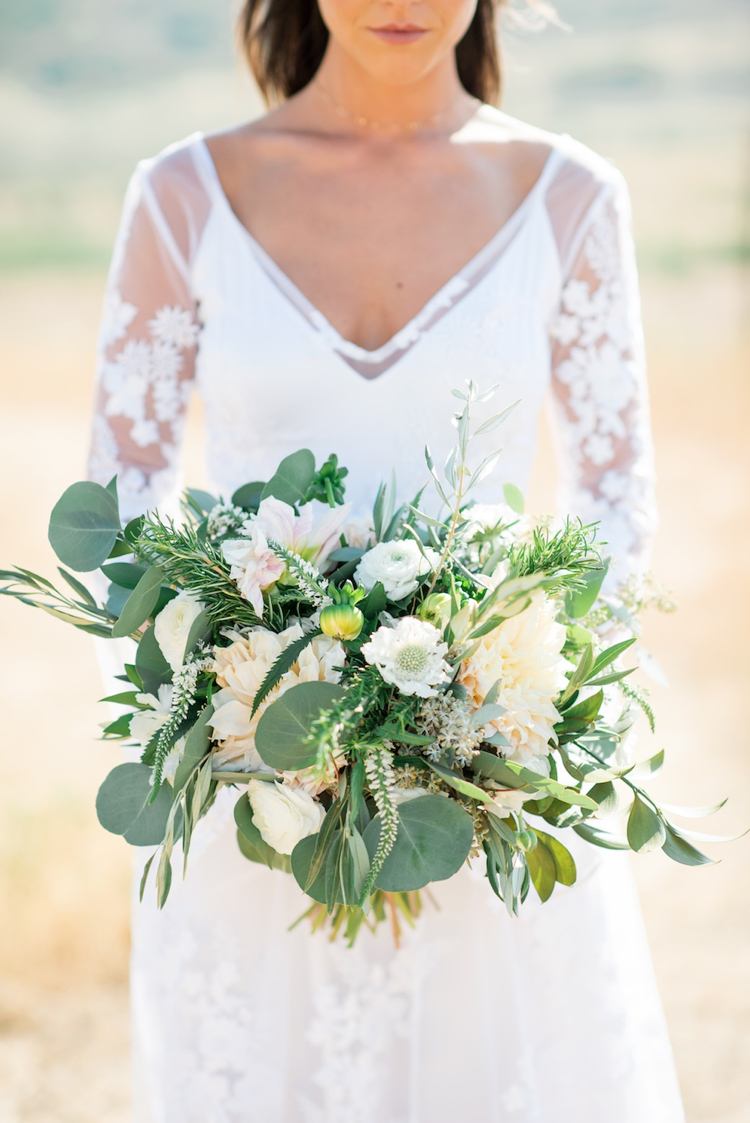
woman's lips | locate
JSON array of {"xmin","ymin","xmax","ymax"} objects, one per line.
[{"xmin": 367, "ymin": 25, "xmax": 430, "ymax": 44}]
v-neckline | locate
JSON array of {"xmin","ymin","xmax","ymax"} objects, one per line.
[{"xmin": 193, "ymin": 131, "xmax": 563, "ymax": 366}]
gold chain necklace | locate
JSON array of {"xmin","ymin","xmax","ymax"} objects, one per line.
[{"xmin": 312, "ymin": 80, "xmax": 480, "ymax": 134}]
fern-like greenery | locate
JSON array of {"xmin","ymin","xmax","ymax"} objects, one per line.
[
  {"xmin": 132, "ymin": 513, "xmax": 263, "ymax": 630},
  {"xmin": 507, "ymin": 518, "xmax": 601, "ymax": 587}
]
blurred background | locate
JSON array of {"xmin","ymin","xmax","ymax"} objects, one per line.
[{"xmin": 0, "ymin": 1, "xmax": 748, "ymax": 1120}]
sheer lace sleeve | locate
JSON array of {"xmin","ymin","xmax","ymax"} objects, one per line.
[
  {"xmin": 86, "ymin": 157, "xmax": 202, "ymax": 521},
  {"xmin": 547, "ymin": 168, "xmax": 657, "ymax": 586}
]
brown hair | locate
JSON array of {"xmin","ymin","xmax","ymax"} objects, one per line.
[{"xmin": 239, "ymin": 0, "xmax": 519, "ymax": 107}]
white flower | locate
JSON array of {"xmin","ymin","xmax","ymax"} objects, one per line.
[
  {"xmin": 247, "ymin": 780, "xmax": 325, "ymax": 855},
  {"xmin": 342, "ymin": 514, "xmax": 376, "ymax": 550},
  {"xmin": 148, "ymin": 305, "xmax": 200, "ymax": 349},
  {"xmin": 354, "ymin": 540, "xmax": 439, "ymax": 602},
  {"xmin": 222, "ymin": 496, "xmax": 349, "ymax": 618},
  {"xmin": 222, "ymin": 528, "xmax": 285, "ymax": 618},
  {"xmin": 99, "ymin": 290, "xmax": 136, "ymax": 349},
  {"xmin": 130, "ymin": 683, "xmax": 173, "ymax": 746},
  {"xmin": 154, "ymin": 590, "xmax": 205, "ymax": 672},
  {"xmin": 459, "ymin": 592, "xmax": 569, "ymax": 763},
  {"xmin": 128, "ymin": 686, "xmax": 187, "ymax": 781},
  {"xmin": 362, "ymin": 616, "xmax": 451, "ymax": 698},
  {"xmin": 208, "ymin": 624, "xmax": 344, "ymax": 771}
]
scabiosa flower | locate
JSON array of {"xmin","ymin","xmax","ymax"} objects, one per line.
[{"xmin": 361, "ymin": 617, "xmax": 452, "ymax": 698}]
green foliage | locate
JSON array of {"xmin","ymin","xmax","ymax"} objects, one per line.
[
  {"xmin": 131, "ymin": 512, "xmax": 262, "ymax": 630},
  {"xmin": 255, "ymin": 681, "xmax": 346, "ymax": 771},
  {"xmin": 507, "ymin": 518, "xmax": 601, "ymax": 589},
  {"xmin": 110, "ymin": 564, "xmax": 164, "ymax": 638},
  {"xmin": 261, "ymin": 448, "xmax": 316, "ymax": 506},
  {"xmin": 95, "ymin": 762, "xmax": 175, "ymax": 846},
  {"xmin": 473, "ymin": 751, "xmax": 598, "ymax": 811},
  {"xmin": 172, "ymin": 703, "xmax": 214, "ymax": 791},
  {"xmin": 627, "ymin": 794, "xmax": 667, "ymax": 852},
  {"xmin": 135, "ymin": 624, "xmax": 172, "ymax": 695},
  {"xmin": 250, "ymin": 629, "xmax": 323, "ymax": 717},
  {"xmin": 0, "ymin": 565, "xmax": 114, "ymax": 636},
  {"xmin": 363, "ymin": 794, "xmax": 474, "ymax": 892},
  {"xmin": 231, "ymin": 481, "xmax": 265, "ymax": 511},
  {"xmin": 303, "ymin": 453, "xmax": 348, "ymax": 507},
  {"xmin": 48, "ymin": 481, "xmax": 121, "ymax": 571},
  {"xmin": 235, "ymin": 794, "xmax": 291, "ymax": 872}
]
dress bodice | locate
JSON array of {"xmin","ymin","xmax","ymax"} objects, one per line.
[{"xmin": 87, "ymin": 120, "xmax": 657, "ymax": 583}]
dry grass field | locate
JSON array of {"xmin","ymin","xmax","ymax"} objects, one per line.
[{"xmin": 1, "ymin": 2, "xmax": 748, "ymax": 1120}]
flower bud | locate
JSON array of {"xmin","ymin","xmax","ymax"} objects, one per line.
[
  {"xmin": 320, "ymin": 602, "xmax": 364, "ymax": 641},
  {"xmin": 417, "ymin": 592, "xmax": 452, "ymax": 631},
  {"xmin": 516, "ymin": 829, "xmax": 537, "ymax": 852}
]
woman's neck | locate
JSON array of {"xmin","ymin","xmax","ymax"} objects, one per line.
[{"xmin": 304, "ymin": 42, "xmax": 478, "ymax": 135}]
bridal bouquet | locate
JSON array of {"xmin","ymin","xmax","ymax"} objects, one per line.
[{"xmin": 2, "ymin": 383, "xmax": 726, "ymax": 944}]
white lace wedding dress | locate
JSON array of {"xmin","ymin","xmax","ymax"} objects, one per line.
[{"xmin": 86, "ymin": 119, "xmax": 685, "ymax": 1122}]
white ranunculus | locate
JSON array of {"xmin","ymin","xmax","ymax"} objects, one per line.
[
  {"xmin": 354, "ymin": 540, "xmax": 439, "ymax": 602},
  {"xmin": 247, "ymin": 780, "xmax": 325, "ymax": 855},
  {"xmin": 459, "ymin": 591, "xmax": 570, "ymax": 764},
  {"xmin": 361, "ymin": 616, "xmax": 451, "ymax": 698},
  {"xmin": 154, "ymin": 591, "xmax": 205, "ymax": 671}
]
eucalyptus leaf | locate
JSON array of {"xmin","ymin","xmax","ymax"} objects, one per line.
[
  {"xmin": 185, "ymin": 488, "xmax": 218, "ymax": 514},
  {"xmin": 255, "ymin": 681, "xmax": 345, "ymax": 771},
  {"xmin": 291, "ymin": 830, "xmax": 342, "ymax": 903},
  {"xmin": 48, "ymin": 481, "xmax": 121, "ymax": 571},
  {"xmin": 101, "ymin": 561, "xmax": 147, "ymax": 589},
  {"xmin": 363, "ymin": 794, "xmax": 473, "ymax": 892},
  {"xmin": 95, "ymin": 762, "xmax": 175, "ymax": 846},
  {"xmin": 261, "ymin": 449, "xmax": 316, "ymax": 506},
  {"xmin": 232, "ymin": 481, "xmax": 265, "ymax": 511}
]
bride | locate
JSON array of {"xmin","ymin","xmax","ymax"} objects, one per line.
[{"xmin": 85, "ymin": 1, "xmax": 686, "ymax": 1120}]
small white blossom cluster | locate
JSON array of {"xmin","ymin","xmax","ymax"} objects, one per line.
[
  {"xmin": 170, "ymin": 650, "xmax": 214, "ymax": 724},
  {"xmin": 416, "ymin": 693, "xmax": 484, "ymax": 766},
  {"xmin": 206, "ymin": 502, "xmax": 252, "ymax": 542}
]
